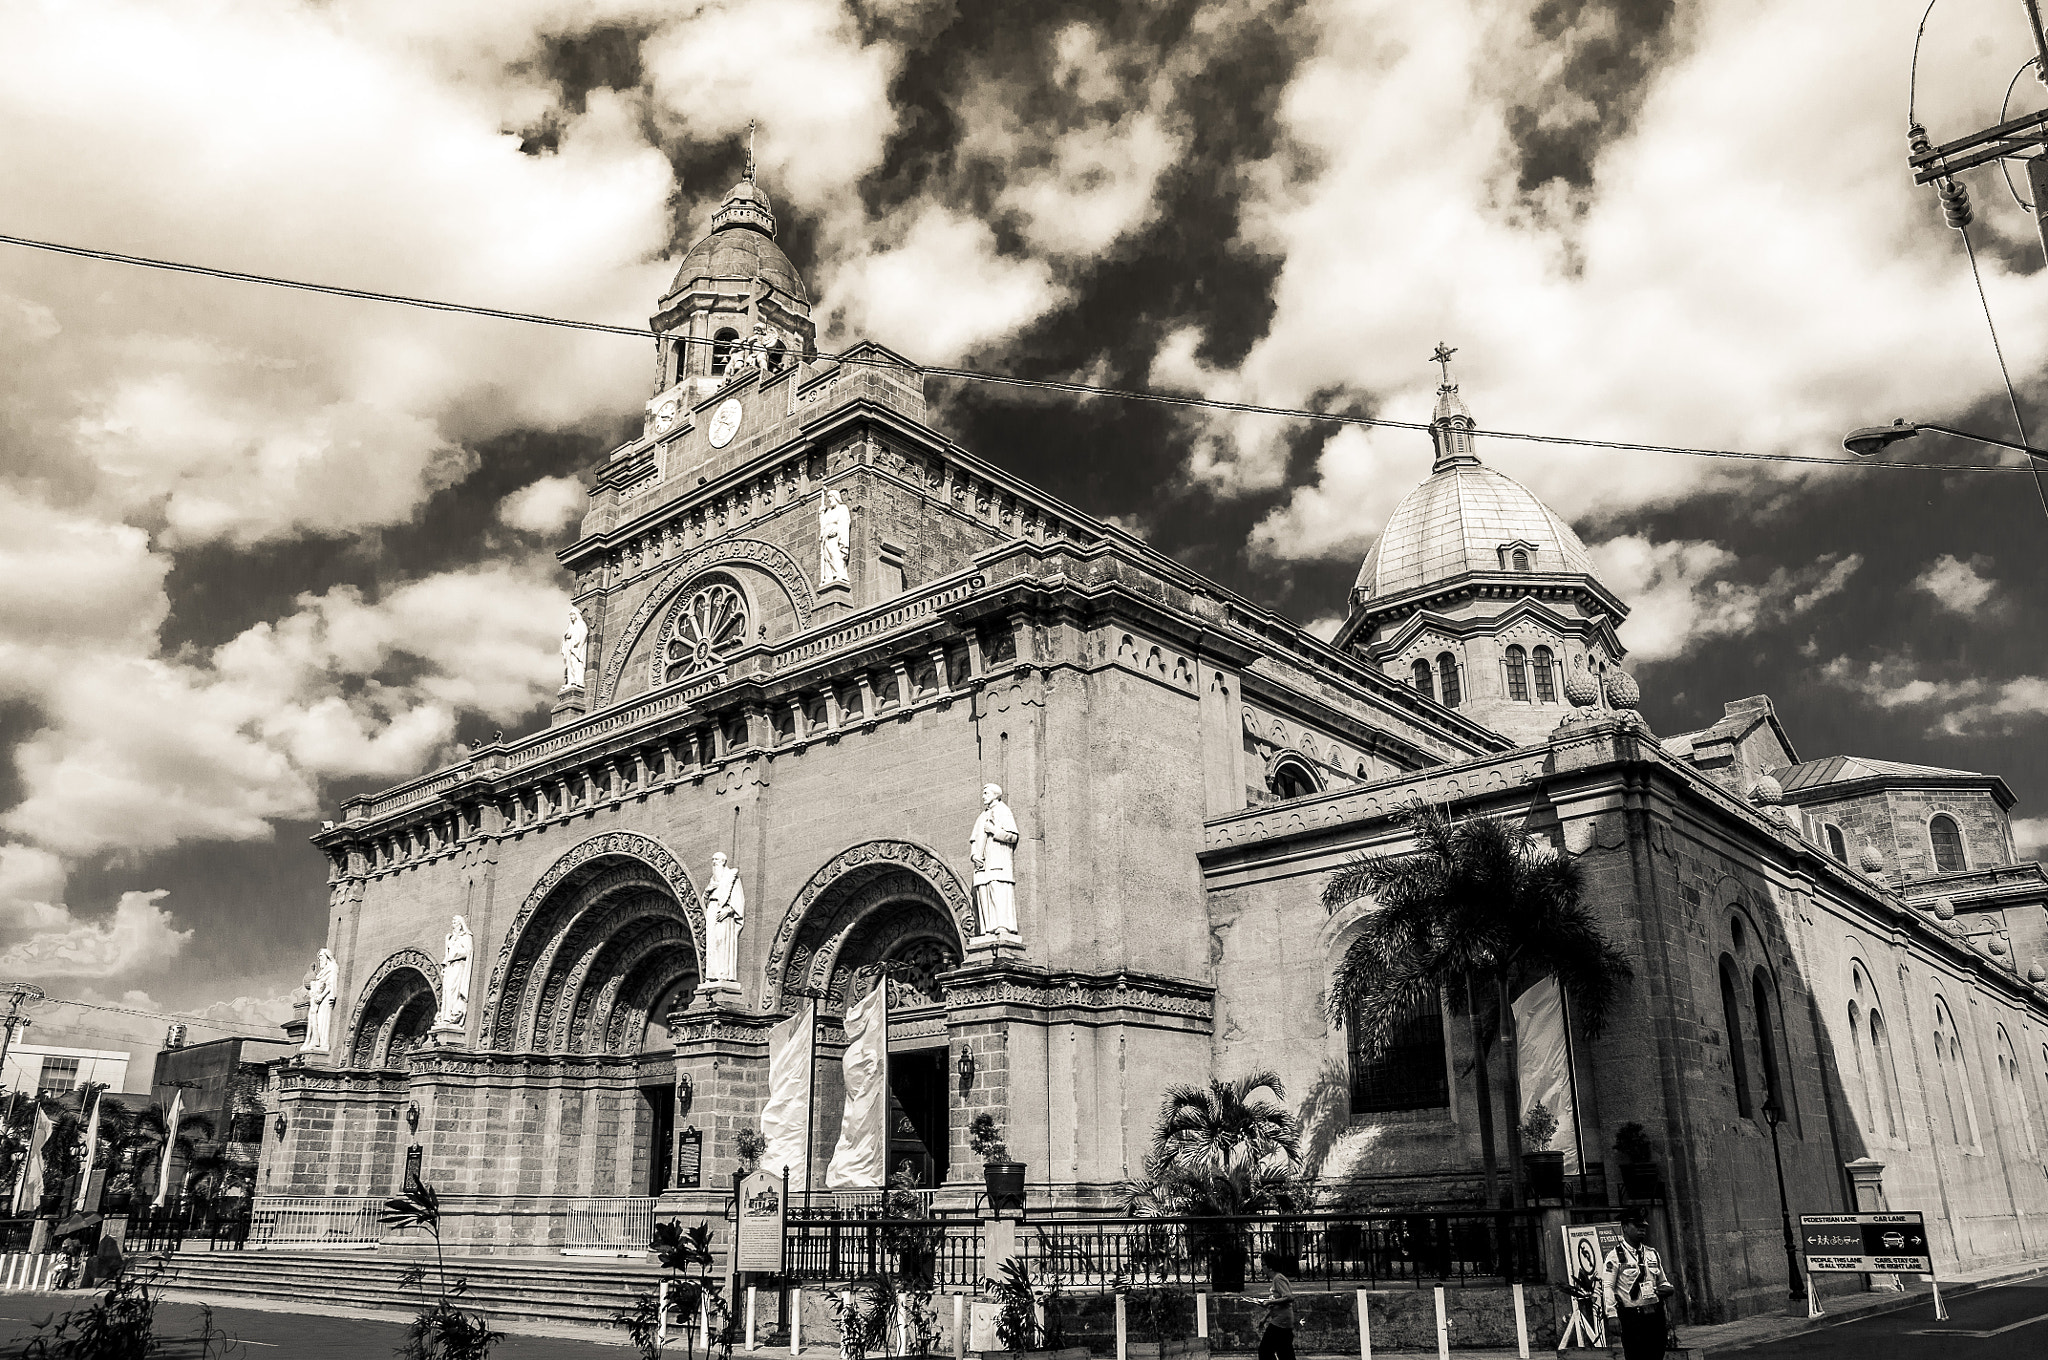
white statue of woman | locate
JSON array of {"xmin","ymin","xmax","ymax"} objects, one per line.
[
  {"xmin": 704, "ymin": 852, "xmax": 745, "ymax": 985},
  {"xmin": 435, "ymin": 916, "xmax": 472, "ymax": 1029},
  {"xmin": 818, "ymin": 490, "xmax": 850, "ymax": 587},
  {"xmin": 969, "ymin": 783, "xmax": 1021, "ymax": 937},
  {"xmin": 561, "ymin": 605, "xmax": 588, "ymax": 692},
  {"xmin": 303, "ymin": 948, "xmax": 338, "ymax": 1053}
]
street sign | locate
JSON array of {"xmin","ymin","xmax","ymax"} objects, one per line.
[
  {"xmin": 734, "ymin": 1168, "xmax": 787, "ymax": 1274},
  {"xmin": 1797, "ymin": 1212, "xmax": 1933, "ymax": 1274},
  {"xmin": 1558, "ymin": 1222, "xmax": 1625, "ymax": 1350}
]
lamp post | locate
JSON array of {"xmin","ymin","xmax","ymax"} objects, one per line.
[
  {"xmin": 1761, "ymin": 1097, "xmax": 1807, "ymax": 1303},
  {"xmin": 1843, "ymin": 419, "xmax": 2048, "ymax": 463}
]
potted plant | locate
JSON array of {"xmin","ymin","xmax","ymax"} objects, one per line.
[
  {"xmin": 735, "ymin": 1129, "xmax": 767, "ymax": 1175},
  {"xmin": 1520, "ymin": 1102, "xmax": 1565, "ymax": 1202},
  {"xmin": 1614, "ymin": 1122, "xmax": 1662, "ymax": 1201},
  {"xmin": 985, "ymin": 1256, "xmax": 1089, "ymax": 1360},
  {"xmin": 880, "ymin": 1168, "xmax": 941, "ymax": 1288},
  {"xmin": 969, "ymin": 1113, "xmax": 1026, "ymax": 1213},
  {"xmin": 1114, "ymin": 1269, "xmax": 1207, "ymax": 1360}
]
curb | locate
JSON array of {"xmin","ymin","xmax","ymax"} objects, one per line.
[{"xmin": 1680, "ymin": 1260, "xmax": 2048, "ymax": 1357}]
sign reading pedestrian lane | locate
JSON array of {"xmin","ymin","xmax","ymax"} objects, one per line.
[{"xmin": 1797, "ymin": 1212, "xmax": 1933, "ymax": 1274}]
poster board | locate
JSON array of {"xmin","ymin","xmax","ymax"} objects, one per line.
[
  {"xmin": 675, "ymin": 1127, "xmax": 703, "ymax": 1190},
  {"xmin": 1558, "ymin": 1221, "xmax": 1624, "ymax": 1350},
  {"xmin": 734, "ymin": 1168, "xmax": 787, "ymax": 1274},
  {"xmin": 1798, "ymin": 1212, "xmax": 1932, "ymax": 1273}
]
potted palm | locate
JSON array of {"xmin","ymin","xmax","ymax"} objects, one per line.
[
  {"xmin": 969, "ymin": 1113, "xmax": 1025, "ymax": 1213},
  {"xmin": 1519, "ymin": 1102, "xmax": 1565, "ymax": 1202},
  {"xmin": 1615, "ymin": 1123, "xmax": 1663, "ymax": 1201}
]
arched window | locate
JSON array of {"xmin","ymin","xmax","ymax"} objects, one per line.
[
  {"xmin": 1437, "ymin": 653, "xmax": 1461, "ymax": 707},
  {"xmin": 1505, "ymin": 645, "xmax": 1530, "ymax": 702},
  {"xmin": 1931, "ymin": 999, "xmax": 1979, "ymax": 1148},
  {"xmin": 711, "ymin": 326, "xmax": 740, "ymax": 377},
  {"xmin": 1929, "ymin": 815, "xmax": 1966, "ymax": 873},
  {"xmin": 1869, "ymin": 1010, "xmax": 1902, "ymax": 1142},
  {"xmin": 1511, "ymin": 548, "xmax": 1530, "ymax": 571},
  {"xmin": 1531, "ymin": 646, "xmax": 1557, "ymax": 703},
  {"xmin": 1824, "ymin": 825, "xmax": 1848, "ymax": 861},
  {"xmin": 1753, "ymin": 968, "xmax": 1795, "ymax": 1132},
  {"xmin": 1847, "ymin": 999, "xmax": 1871, "ymax": 1130},
  {"xmin": 1348, "ymin": 996, "xmax": 1450, "ymax": 1114},
  {"xmin": 1995, "ymin": 1029, "xmax": 2037, "ymax": 1156},
  {"xmin": 1719, "ymin": 955, "xmax": 1753, "ymax": 1117},
  {"xmin": 1411, "ymin": 659, "xmax": 1435, "ymax": 701},
  {"xmin": 1268, "ymin": 754, "xmax": 1321, "ymax": 801}
]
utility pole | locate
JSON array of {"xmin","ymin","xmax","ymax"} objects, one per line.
[
  {"xmin": 1909, "ymin": 3, "xmax": 2048, "ymax": 258},
  {"xmin": 0, "ymin": 983, "xmax": 47, "ymax": 1097}
]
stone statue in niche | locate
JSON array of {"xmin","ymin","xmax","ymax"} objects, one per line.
[
  {"xmin": 302, "ymin": 948, "xmax": 338, "ymax": 1054},
  {"xmin": 434, "ymin": 916, "xmax": 472, "ymax": 1030},
  {"xmin": 702, "ymin": 851, "xmax": 746, "ymax": 988},
  {"xmin": 818, "ymin": 489, "xmax": 851, "ymax": 588},
  {"xmin": 561, "ymin": 605, "xmax": 588, "ymax": 692},
  {"xmin": 737, "ymin": 322, "xmax": 788, "ymax": 376},
  {"xmin": 969, "ymin": 783, "xmax": 1021, "ymax": 939}
]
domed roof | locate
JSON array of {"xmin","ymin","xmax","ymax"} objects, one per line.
[
  {"xmin": 666, "ymin": 178, "xmax": 809, "ymax": 305},
  {"xmin": 1353, "ymin": 460, "xmax": 1598, "ymax": 600}
]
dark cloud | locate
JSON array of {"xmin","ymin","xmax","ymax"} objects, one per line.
[{"xmin": 1494, "ymin": 0, "xmax": 1682, "ymax": 197}]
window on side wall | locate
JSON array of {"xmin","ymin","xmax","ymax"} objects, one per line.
[{"xmin": 1349, "ymin": 998, "xmax": 1450, "ymax": 1114}]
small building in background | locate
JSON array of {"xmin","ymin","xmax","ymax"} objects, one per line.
[
  {"xmin": 150, "ymin": 1036, "xmax": 300, "ymax": 1210},
  {"xmin": 1, "ymin": 1043, "xmax": 129, "ymax": 1099}
]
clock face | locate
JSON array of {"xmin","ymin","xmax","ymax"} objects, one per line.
[
  {"xmin": 708, "ymin": 398, "xmax": 743, "ymax": 449},
  {"xmin": 653, "ymin": 400, "xmax": 679, "ymax": 433}
]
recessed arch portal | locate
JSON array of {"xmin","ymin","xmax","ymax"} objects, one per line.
[
  {"xmin": 483, "ymin": 832, "xmax": 705, "ymax": 1054},
  {"xmin": 763, "ymin": 841, "xmax": 975, "ymax": 1012},
  {"xmin": 347, "ymin": 949, "xmax": 441, "ymax": 1068}
]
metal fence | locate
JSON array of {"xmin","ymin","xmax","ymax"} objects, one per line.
[
  {"xmin": 244, "ymin": 1195, "xmax": 382, "ymax": 1249},
  {"xmin": 563, "ymin": 1197, "xmax": 658, "ymax": 1254},
  {"xmin": 785, "ymin": 1216, "xmax": 985, "ymax": 1288}
]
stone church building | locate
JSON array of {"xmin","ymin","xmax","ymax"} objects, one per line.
[{"xmin": 268, "ymin": 171, "xmax": 2048, "ymax": 1321}]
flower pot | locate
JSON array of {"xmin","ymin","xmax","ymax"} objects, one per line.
[
  {"xmin": 1619, "ymin": 1161, "xmax": 1663, "ymax": 1201},
  {"xmin": 983, "ymin": 1161, "xmax": 1026, "ymax": 1213},
  {"xmin": 1522, "ymin": 1150, "xmax": 1566, "ymax": 1201},
  {"xmin": 1208, "ymin": 1242, "xmax": 1247, "ymax": 1292}
]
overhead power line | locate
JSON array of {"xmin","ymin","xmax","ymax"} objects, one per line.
[
  {"xmin": 29, "ymin": 992, "xmax": 287, "ymax": 1042},
  {"xmin": 1, "ymin": 230, "xmax": 2039, "ymax": 477}
]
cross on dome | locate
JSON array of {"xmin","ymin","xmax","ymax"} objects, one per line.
[{"xmin": 1430, "ymin": 342, "xmax": 1458, "ymax": 384}]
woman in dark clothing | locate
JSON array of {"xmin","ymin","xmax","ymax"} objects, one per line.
[{"xmin": 1254, "ymin": 1249, "xmax": 1296, "ymax": 1360}]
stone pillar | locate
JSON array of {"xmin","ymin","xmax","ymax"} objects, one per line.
[
  {"xmin": 661, "ymin": 1008, "xmax": 777, "ymax": 1226},
  {"xmin": 552, "ymin": 687, "xmax": 587, "ymax": 727}
]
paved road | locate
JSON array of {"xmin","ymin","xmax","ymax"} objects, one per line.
[
  {"xmin": 0, "ymin": 1296, "xmax": 634, "ymax": 1357},
  {"xmin": 1737, "ymin": 1275, "xmax": 2048, "ymax": 1359}
]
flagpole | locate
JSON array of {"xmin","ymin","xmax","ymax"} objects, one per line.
[{"xmin": 803, "ymin": 1000, "xmax": 818, "ymax": 1215}]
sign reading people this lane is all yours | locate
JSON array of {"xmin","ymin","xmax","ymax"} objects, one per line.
[{"xmin": 1797, "ymin": 1211, "xmax": 1933, "ymax": 1273}]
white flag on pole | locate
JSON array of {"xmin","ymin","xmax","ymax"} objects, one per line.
[
  {"xmin": 759, "ymin": 1000, "xmax": 814, "ymax": 1181},
  {"xmin": 1513, "ymin": 976, "xmax": 1580, "ymax": 1173},
  {"xmin": 825, "ymin": 983, "xmax": 888, "ymax": 1189},
  {"xmin": 153, "ymin": 1088, "xmax": 184, "ymax": 1208},
  {"xmin": 74, "ymin": 1088, "xmax": 102, "ymax": 1211},
  {"xmin": 12, "ymin": 1103, "xmax": 51, "ymax": 1215}
]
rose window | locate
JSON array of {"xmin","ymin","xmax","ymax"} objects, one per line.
[{"xmin": 663, "ymin": 583, "xmax": 748, "ymax": 682}]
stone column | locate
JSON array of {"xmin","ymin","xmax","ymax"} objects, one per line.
[{"xmin": 661, "ymin": 1009, "xmax": 777, "ymax": 1231}]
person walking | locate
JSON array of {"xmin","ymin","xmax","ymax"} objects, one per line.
[
  {"xmin": 1602, "ymin": 1212, "xmax": 1676, "ymax": 1358},
  {"xmin": 1254, "ymin": 1249, "xmax": 1296, "ymax": 1360}
]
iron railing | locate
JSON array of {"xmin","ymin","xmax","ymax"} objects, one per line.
[
  {"xmin": 785, "ymin": 1216, "xmax": 985, "ymax": 1288},
  {"xmin": 563, "ymin": 1197, "xmax": 658, "ymax": 1253},
  {"xmin": 244, "ymin": 1194, "xmax": 382, "ymax": 1249}
]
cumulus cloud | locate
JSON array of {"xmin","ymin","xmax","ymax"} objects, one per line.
[
  {"xmin": 0, "ymin": 889, "xmax": 192, "ymax": 979},
  {"xmin": 499, "ymin": 475, "xmax": 588, "ymax": 534},
  {"xmin": 2014, "ymin": 817, "xmax": 2048, "ymax": 863},
  {"xmin": 826, "ymin": 209, "xmax": 1062, "ymax": 360},
  {"xmin": 1911, "ymin": 554, "xmax": 1997, "ymax": 613},
  {"xmin": 1819, "ymin": 656, "xmax": 2048, "ymax": 736},
  {"xmin": 1589, "ymin": 536, "xmax": 1861, "ymax": 662}
]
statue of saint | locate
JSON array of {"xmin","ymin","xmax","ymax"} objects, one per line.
[
  {"xmin": 435, "ymin": 916, "xmax": 473, "ymax": 1029},
  {"xmin": 969, "ymin": 783, "xmax": 1021, "ymax": 938},
  {"xmin": 303, "ymin": 948, "xmax": 338, "ymax": 1053},
  {"xmin": 818, "ymin": 490, "xmax": 851, "ymax": 587},
  {"xmin": 561, "ymin": 605, "xmax": 588, "ymax": 692},
  {"xmin": 704, "ymin": 852, "xmax": 746, "ymax": 985}
]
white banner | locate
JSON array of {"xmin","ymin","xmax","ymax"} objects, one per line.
[
  {"xmin": 11, "ymin": 1104, "xmax": 51, "ymax": 1215},
  {"xmin": 758, "ymin": 1001, "xmax": 814, "ymax": 1182},
  {"xmin": 1514, "ymin": 976, "xmax": 1579, "ymax": 1173},
  {"xmin": 153, "ymin": 1088, "xmax": 183, "ymax": 1208},
  {"xmin": 825, "ymin": 983, "xmax": 888, "ymax": 1189},
  {"xmin": 74, "ymin": 1089, "xmax": 102, "ymax": 1211}
]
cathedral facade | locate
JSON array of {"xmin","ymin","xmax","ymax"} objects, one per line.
[{"xmin": 268, "ymin": 174, "xmax": 2048, "ymax": 1322}]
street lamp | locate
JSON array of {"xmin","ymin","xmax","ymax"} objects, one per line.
[
  {"xmin": 1761, "ymin": 1096, "xmax": 1807, "ymax": 1303},
  {"xmin": 1843, "ymin": 419, "xmax": 2048, "ymax": 462}
]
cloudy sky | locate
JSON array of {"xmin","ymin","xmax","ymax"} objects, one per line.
[{"xmin": 3, "ymin": 0, "xmax": 2047, "ymax": 1028}]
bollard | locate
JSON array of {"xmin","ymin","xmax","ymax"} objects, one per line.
[
  {"xmin": 699, "ymin": 1291, "xmax": 711, "ymax": 1352},
  {"xmin": 1116, "ymin": 1293, "xmax": 1128, "ymax": 1360},
  {"xmin": 1357, "ymin": 1288, "xmax": 1372, "ymax": 1360},
  {"xmin": 791, "ymin": 1287, "xmax": 802, "ymax": 1355},
  {"xmin": 1196, "ymin": 1290, "xmax": 1209, "ymax": 1339},
  {"xmin": 1433, "ymin": 1286, "xmax": 1449, "ymax": 1360},
  {"xmin": 747, "ymin": 1284, "xmax": 758, "ymax": 1351},
  {"xmin": 954, "ymin": 1291, "xmax": 966, "ymax": 1360},
  {"xmin": 658, "ymin": 1280, "xmax": 669, "ymax": 1348},
  {"xmin": 1512, "ymin": 1282, "xmax": 1529, "ymax": 1359}
]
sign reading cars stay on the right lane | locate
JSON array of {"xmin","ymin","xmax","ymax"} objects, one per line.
[{"xmin": 1797, "ymin": 1211, "xmax": 1933, "ymax": 1273}]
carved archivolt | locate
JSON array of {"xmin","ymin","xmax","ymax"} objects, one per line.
[
  {"xmin": 345, "ymin": 949, "xmax": 440, "ymax": 1068},
  {"xmin": 481, "ymin": 831, "xmax": 705, "ymax": 1052},
  {"xmin": 597, "ymin": 539, "xmax": 816, "ymax": 704},
  {"xmin": 763, "ymin": 840, "xmax": 975, "ymax": 1011}
]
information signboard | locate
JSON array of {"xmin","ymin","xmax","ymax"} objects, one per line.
[
  {"xmin": 1558, "ymin": 1221, "xmax": 1624, "ymax": 1350},
  {"xmin": 675, "ymin": 1127, "xmax": 703, "ymax": 1190},
  {"xmin": 1797, "ymin": 1212, "xmax": 1933, "ymax": 1273},
  {"xmin": 734, "ymin": 1168, "xmax": 787, "ymax": 1274}
]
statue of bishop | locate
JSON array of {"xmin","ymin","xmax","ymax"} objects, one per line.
[
  {"xmin": 969, "ymin": 783, "xmax": 1021, "ymax": 938},
  {"xmin": 703, "ymin": 851, "xmax": 746, "ymax": 987}
]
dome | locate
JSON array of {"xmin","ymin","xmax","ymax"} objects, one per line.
[
  {"xmin": 1353, "ymin": 461, "xmax": 1599, "ymax": 601},
  {"xmin": 666, "ymin": 179, "xmax": 809, "ymax": 305}
]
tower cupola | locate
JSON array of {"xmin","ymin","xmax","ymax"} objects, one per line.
[{"xmin": 1428, "ymin": 342, "xmax": 1479, "ymax": 471}]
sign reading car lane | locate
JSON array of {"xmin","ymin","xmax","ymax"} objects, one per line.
[{"xmin": 1798, "ymin": 1211, "xmax": 1933, "ymax": 1273}]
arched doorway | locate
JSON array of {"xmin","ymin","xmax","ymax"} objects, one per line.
[
  {"xmin": 347, "ymin": 952, "xmax": 440, "ymax": 1069},
  {"xmin": 770, "ymin": 843, "xmax": 972, "ymax": 1188}
]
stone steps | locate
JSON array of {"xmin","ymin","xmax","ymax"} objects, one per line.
[{"xmin": 143, "ymin": 1250, "xmax": 675, "ymax": 1329}]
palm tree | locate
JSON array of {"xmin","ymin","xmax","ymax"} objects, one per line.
[
  {"xmin": 1123, "ymin": 1072, "xmax": 1302, "ymax": 1289},
  {"xmin": 118, "ymin": 1102, "xmax": 216, "ymax": 1212},
  {"xmin": 1322, "ymin": 805, "xmax": 1630, "ymax": 1205}
]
